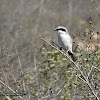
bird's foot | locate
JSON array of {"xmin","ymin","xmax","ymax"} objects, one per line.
[{"xmin": 60, "ymin": 47, "xmax": 62, "ymax": 50}]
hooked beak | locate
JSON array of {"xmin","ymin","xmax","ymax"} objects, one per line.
[{"xmin": 54, "ymin": 28, "xmax": 57, "ymax": 31}]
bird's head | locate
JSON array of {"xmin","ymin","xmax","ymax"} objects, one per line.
[{"xmin": 54, "ymin": 26, "xmax": 68, "ymax": 34}]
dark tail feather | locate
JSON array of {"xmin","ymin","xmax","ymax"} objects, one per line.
[{"xmin": 68, "ymin": 51, "xmax": 76, "ymax": 62}]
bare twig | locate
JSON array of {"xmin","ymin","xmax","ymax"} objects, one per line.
[
  {"xmin": 40, "ymin": 37, "xmax": 73, "ymax": 62},
  {"xmin": 0, "ymin": 90, "xmax": 11, "ymax": 100},
  {"xmin": 0, "ymin": 79, "xmax": 23, "ymax": 99},
  {"xmin": 15, "ymin": 46, "xmax": 26, "ymax": 92},
  {"xmin": 49, "ymin": 38, "xmax": 61, "ymax": 49},
  {"xmin": 87, "ymin": 66, "xmax": 94, "ymax": 79},
  {"xmin": 90, "ymin": 0, "xmax": 100, "ymax": 16},
  {"xmin": 93, "ymin": 66, "xmax": 100, "ymax": 72}
]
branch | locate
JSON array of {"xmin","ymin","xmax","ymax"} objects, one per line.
[
  {"xmin": 15, "ymin": 46, "xmax": 26, "ymax": 92},
  {"xmin": 0, "ymin": 79, "xmax": 23, "ymax": 99},
  {"xmin": 93, "ymin": 66, "xmax": 100, "ymax": 72},
  {"xmin": 40, "ymin": 37, "xmax": 74, "ymax": 62},
  {"xmin": 90, "ymin": 0, "xmax": 100, "ymax": 16},
  {"xmin": 0, "ymin": 90, "xmax": 11, "ymax": 100}
]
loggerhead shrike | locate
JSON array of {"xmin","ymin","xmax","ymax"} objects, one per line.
[{"xmin": 54, "ymin": 26, "xmax": 76, "ymax": 61}]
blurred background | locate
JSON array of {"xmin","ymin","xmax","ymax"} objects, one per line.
[
  {"xmin": 0, "ymin": 0, "xmax": 100, "ymax": 50},
  {"xmin": 0, "ymin": 0, "xmax": 100, "ymax": 100}
]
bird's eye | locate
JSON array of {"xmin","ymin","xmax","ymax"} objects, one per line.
[
  {"xmin": 59, "ymin": 28, "xmax": 66, "ymax": 32},
  {"xmin": 61, "ymin": 29, "xmax": 66, "ymax": 32}
]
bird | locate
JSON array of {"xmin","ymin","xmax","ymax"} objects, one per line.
[{"xmin": 54, "ymin": 26, "xmax": 76, "ymax": 62}]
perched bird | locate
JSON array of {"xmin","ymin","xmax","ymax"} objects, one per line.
[{"xmin": 54, "ymin": 26, "xmax": 76, "ymax": 61}]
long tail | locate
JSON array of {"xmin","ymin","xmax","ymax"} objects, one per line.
[{"xmin": 68, "ymin": 51, "xmax": 76, "ymax": 62}]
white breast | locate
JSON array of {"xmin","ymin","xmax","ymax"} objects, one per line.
[{"xmin": 58, "ymin": 32, "xmax": 72, "ymax": 52}]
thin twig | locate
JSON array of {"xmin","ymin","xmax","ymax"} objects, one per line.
[
  {"xmin": 49, "ymin": 38, "xmax": 61, "ymax": 49},
  {"xmin": 0, "ymin": 79, "xmax": 23, "ymax": 99},
  {"xmin": 87, "ymin": 66, "xmax": 94, "ymax": 79},
  {"xmin": 93, "ymin": 66, "xmax": 100, "ymax": 72},
  {"xmin": 90, "ymin": 0, "xmax": 100, "ymax": 16},
  {"xmin": 15, "ymin": 46, "xmax": 26, "ymax": 92},
  {"xmin": 40, "ymin": 37, "xmax": 73, "ymax": 62},
  {"xmin": 0, "ymin": 90, "xmax": 11, "ymax": 100}
]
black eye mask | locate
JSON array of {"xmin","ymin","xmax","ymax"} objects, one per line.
[{"xmin": 57, "ymin": 28, "xmax": 66, "ymax": 32}]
